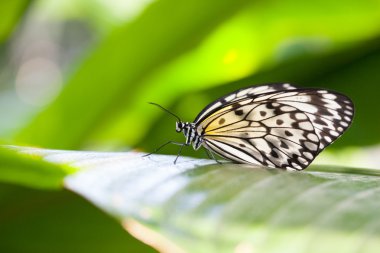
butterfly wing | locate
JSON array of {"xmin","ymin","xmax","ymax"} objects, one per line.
[
  {"xmin": 194, "ymin": 83, "xmax": 297, "ymax": 124},
  {"xmin": 195, "ymin": 84, "xmax": 354, "ymax": 170},
  {"xmin": 262, "ymin": 88, "xmax": 354, "ymax": 151}
]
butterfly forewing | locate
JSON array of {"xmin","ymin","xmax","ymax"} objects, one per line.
[
  {"xmin": 195, "ymin": 84, "xmax": 354, "ymax": 170},
  {"xmin": 194, "ymin": 83, "xmax": 297, "ymax": 124}
]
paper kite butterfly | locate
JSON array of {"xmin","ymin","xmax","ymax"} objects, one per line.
[{"xmin": 149, "ymin": 83, "xmax": 354, "ymax": 170}]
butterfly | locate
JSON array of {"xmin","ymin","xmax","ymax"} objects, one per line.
[{"xmin": 149, "ymin": 83, "xmax": 354, "ymax": 170}]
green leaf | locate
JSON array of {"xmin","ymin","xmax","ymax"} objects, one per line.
[
  {"xmin": 0, "ymin": 146, "xmax": 74, "ymax": 189},
  {"xmin": 17, "ymin": 0, "xmax": 253, "ymax": 149},
  {"xmin": 0, "ymin": 1, "xmax": 30, "ymax": 43},
  {"xmin": 5, "ymin": 146, "xmax": 380, "ymax": 253}
]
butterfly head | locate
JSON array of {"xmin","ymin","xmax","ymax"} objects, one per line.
[
  {"xmin": 176, "ymin": 121, "xmax": 185, "ymax": 133},
  {"xmin": 148, "ymin": 102, "xmax": 201, "ymax": 148}
]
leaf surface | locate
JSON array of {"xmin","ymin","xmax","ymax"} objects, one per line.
[{"xmin": 6, "ymin": 146, "xmax": 380, "ymax": 253}]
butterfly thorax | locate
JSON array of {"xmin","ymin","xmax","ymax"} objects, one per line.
[{"xmin": 176, "ymin": 122, "xmax": 203, "ymax": 150}]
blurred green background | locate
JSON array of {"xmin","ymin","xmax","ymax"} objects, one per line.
[{"xmin": 2, "ymin": 0, "xmax": 380, "ymax": 252}]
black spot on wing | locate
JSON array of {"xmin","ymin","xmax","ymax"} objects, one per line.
[
  {"xmin": 280, "ymin": 141, "xmax": 289, "ymax": 149},
  {"xmin": 285, "ymin": 130, "xmax": 293, "ymax": 137},
  {"xmin": 235, "ymin": 109, "xmax": 244, "ymax": 116},
  {"xmin": 271, "ymin": 150, "xmax": 279, "ymax": 158}
]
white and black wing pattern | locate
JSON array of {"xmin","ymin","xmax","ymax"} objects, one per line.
[
  {"xmin": 194, "ymin": 83, "xmax": 297, "ymax": 124},
  {"xmin": 261, "ymin": 88, "xmax": 354, "ymax": 151},
  {"xmin": 195, "ymin": 84, "xmax": 354, "ymax": 170}
]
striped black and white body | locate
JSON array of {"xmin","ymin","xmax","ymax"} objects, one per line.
[
  {"xmin": 175, "ymin": 122, "xmax": 203, "ymax": 150},
  {"xmin": 169, "ymin": 83, "xmax": 354, "ymax": 170}
]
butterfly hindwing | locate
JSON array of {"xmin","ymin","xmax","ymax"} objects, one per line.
[
  {"xmin": 201, "ymin": 101, "xmax": 320, "ymax": 170},
  {"xmin": 266, "ymin": 89, "xmax": 354, "ymax": 150}
]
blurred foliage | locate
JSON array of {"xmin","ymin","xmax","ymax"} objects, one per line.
[
  {"xmin": 2, "ymin": 0, "xmax": 380, "ymax": 252},
  {"xmin": 0, "ymin": 1, "xmax": 30, "ymax": 44},
  {"xmin": 8, "ymin": 0, "xmax": 380, "ymax": 155},
  {"xmin": 16, "ymin": 0, "xmax": 253, "ymax": 149}
]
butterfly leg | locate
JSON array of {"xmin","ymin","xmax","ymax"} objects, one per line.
[
  {"xmin": 204, "ymin": 149, "xmax": 223, "ymax": 164},
  {"xmin": 174, "ymin": 144, "xmax": 186, "ymax": 164},
  {"xmin": 143, "ymin": 141, "xmax": 186, "ymax": 157}
]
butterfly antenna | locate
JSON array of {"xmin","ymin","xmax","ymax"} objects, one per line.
[{"xmin": 148, "ymin": 102, "xmax": 182, "ymax": 122}]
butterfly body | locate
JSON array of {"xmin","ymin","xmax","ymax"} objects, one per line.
[
  {"xmin": 176, "ymin": 122, "xmax": 203, "ymax": 150},
  {"xmin": 154, "ymin": 83, "xmax": 354, "ymax": 171}
]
